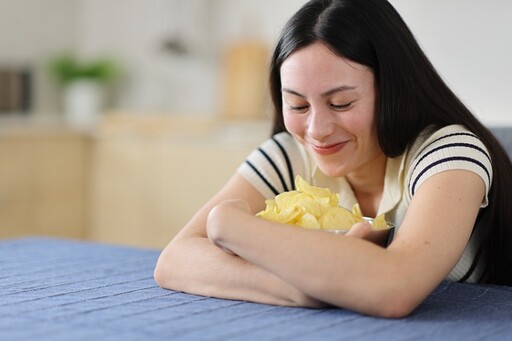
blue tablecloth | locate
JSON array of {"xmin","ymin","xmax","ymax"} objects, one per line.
[{"xmin": 1, "ymin": 237, "xmax": 511, "ymax": 340}]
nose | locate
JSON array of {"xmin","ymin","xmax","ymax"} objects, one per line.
[{"xmin": 307, "ymin": 106, "xmax": 335, "ymax": 141}]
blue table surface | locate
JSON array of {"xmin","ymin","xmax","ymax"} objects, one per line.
[{"xmin": 1, "ymin": 237, "xmax": 511, "ymax": 340}]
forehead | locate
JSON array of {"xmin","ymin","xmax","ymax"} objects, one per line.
[{"xmin": 280, "ymin": 42, "xmax": 374, "ymax": 91}]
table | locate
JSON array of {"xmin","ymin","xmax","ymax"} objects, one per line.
[{"xmin": 1, "ymin": 237, "xmax": 511, "ymax": 340}]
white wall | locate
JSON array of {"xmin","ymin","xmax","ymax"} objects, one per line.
[
  {"xmin": 71, "ymin": 0, "xmax": 512, "ymax": 125},
  {"xmin": 389, "ymin": 0, "xmax": 512, "ymax": 126},
  {"xmin": 0, "ymin": 0, "xmax": 78, "ymax": 114},
  {"xmin": 76, "ymin": 0, "xmax": 305, "ymax": 116},
  {"xmin": 212, "ymin": 0, "xmax": 305, "ymax": 48},
  {"xmin": 0, "ymin": 0, "xmax": 510, "ymax": 125}
]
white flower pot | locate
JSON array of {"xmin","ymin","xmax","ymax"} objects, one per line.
[{"xmin": 64, "ymin": 80, "xmax": 104, "ymax": 128}]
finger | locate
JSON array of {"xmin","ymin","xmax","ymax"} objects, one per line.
[{"xmin": 345, "ymin": 221, "xmax": 372, "ymax": 239}]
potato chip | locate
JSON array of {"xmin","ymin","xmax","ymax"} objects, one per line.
[
  {"xmin": 352, "ymin": 203, "xmax": 363, "ymax": 219},
  {"xmin": 320, "ymin": 206, "xmax": 362, "ymax": 229},
  {"xmin": 277, "ymin": 205, "xmax": 304, "ymax": 224},
  {"xmin": 371, "ymin": 214, "xmax": 388, "ymax": 230},
  {"xmin": 256, "ymin": 175, "xmax": 390, "ymax": 231},
  {"xmin": 297, "ymin": 213, "xmax": 321, "ymax": 229},
  {"xmin": 295, "ymin": 175, "xmax": 339, "ymax": 206},
  {"xmin": 256, "ymin": 199, "xmax": 278, "ymax": 221}
]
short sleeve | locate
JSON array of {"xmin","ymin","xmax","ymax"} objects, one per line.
[
  {"xmin": 237, "ymin": 132, "xmax": 309, "ymax": 199},
  {"xmin": 407, "ymin": 126, "xmax": 492, "ymax": 207}
]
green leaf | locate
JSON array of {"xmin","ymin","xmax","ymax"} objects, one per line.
[{"xmin": 48, "ymin": 54, "xmax": 118, "ymax": 85}]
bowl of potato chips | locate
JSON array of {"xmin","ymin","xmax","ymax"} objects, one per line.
[{"xmin": 256, "ymin": 175, "xmax": 394, "ymax": 235}]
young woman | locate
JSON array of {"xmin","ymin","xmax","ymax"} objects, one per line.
[{"xmin": 154, "ymin": 0, "xmax": 512, "ymax": 317}]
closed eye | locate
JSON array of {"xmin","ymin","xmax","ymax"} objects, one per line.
[
  {"xmin": 288, "ymin": 105, "xmax": 309, "ymax": 112},
  {"xmin": 331, "ymin": 102, "xmax": 353, "ymax": 110}
]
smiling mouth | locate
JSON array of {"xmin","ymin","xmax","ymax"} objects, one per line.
[{"xmin": 311, "ymin": 142, "xmax": 347, "ymax": 155}]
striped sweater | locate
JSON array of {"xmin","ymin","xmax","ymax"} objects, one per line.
[{"xmin": 238, "ymin": 124, "xmax": 493, "ymax": 283}]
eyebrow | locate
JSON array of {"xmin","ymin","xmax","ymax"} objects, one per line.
[{"xmin": 281, "ymin": 85, "xmax": 357, "ymax": 98}]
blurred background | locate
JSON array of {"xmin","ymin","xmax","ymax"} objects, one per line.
[{"xmin": 0, "ymin": 0, "xmax": 511, "ymax": 249}]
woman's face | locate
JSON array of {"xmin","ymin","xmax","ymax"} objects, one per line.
[{"xmin": 280, "ymin": 42, "xmax": 385, "ymax": 178}]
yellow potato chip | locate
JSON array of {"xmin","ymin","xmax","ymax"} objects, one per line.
[
  {"xmin": 352, "ymin": 203, "xmax": 363, "ymax": 219},
  {"xmin": 296, "ymin": 175, "xmax": 329, "ymax": 197},
  {"xmin": 320, "ymin": 206, "xmax": 361, "ymax": 230},
  {"xmin": 274, "ymin": 190, "xmax": 299, "ymax": 207},
  {"xmin": 276, "ymin": 205, "xmax": 303, "ymax": 224},
  {"xmin": 256, "ymin": 199, "xmax": 278, "ymax": 220},
  {"xmin": 296, "ymin": 175, "xmax": 339, "ymax": 207},
  {"xmin": 297, "ymin": 213, "xmax": 321, "ymax": 229},
  {"xmin": 256, "ymin": 175, "xmax": 389, "ymax": 231},
  {"xmin": 371, "ymin": 214, "xmax": 388, "ymax": 230},
  {"xmin": 295, "ymin": 195, "xmax": 324, "ymax": 218}
]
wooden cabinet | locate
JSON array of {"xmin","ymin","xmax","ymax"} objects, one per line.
[
  {"xmin": 0, "ymin": 116, "xmax": 269, "ymax": 249},
  {"xmin": 87, "ymin": 116, "xmax": 269, "ymax": 249},
  {"xmin": 0, "ymin": 126, "xmax": 88, "ymax": 239}
]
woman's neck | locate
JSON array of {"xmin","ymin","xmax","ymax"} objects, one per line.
[{"xmin": 346, "ymin": 153, "xmax": 387, "ymax": 217}]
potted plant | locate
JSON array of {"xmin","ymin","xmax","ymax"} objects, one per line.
[{"xmin": 48, "ymin": 54, "xmax": 118, "ymax": 128}]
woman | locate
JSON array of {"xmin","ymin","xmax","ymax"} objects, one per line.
[{"xmin": 154, "ymin": 0, "xmax": 512, "ymax": 317}]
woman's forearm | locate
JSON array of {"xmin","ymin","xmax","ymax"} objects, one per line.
[
  {"xmin": 207, "ymin": 202, "xmax": 419, "ymax": 317},
  {"xmin": 154, "ymin": 235, "xmax": 326, "ymax": 308}
]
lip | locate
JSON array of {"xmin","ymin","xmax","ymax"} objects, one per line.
[{"xmin": 310, "ymin": 141, "xmax": 347, "ymax": 155}]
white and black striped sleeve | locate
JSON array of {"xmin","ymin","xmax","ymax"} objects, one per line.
[
  {"xmin": 408, "ymin": 127, "xmax": 492, "ymax": 206},
  {"xmin": 237, "ymin": 132, "xmax": 307, "ymax": 199}
]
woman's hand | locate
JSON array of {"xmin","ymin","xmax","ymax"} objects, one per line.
[
  {"xmin": 345, "ymin": 221, "xmax": 372, "ymax": 239},
  {"xmin": 346, "ymin": 221, "xmax": 392, "ymax": 246}
]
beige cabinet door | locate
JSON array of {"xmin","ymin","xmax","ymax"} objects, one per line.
[
  {"xmin": 0, "ymin": 130, "xmax": 87, "ymax": 239},
  {"xmin": 88, "ymin": 135, "xmax": 253, "ymax": 249}
]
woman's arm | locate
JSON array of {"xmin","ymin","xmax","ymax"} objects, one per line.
[
  {"xmin": 153, "ymin": 173, "xmax": 327, "ymax": 307},
  {"xmin": 207, "ymin": 170, "xmax": 485, "ymax": 317}
]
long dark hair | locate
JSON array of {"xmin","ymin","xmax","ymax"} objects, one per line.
[{"xmin": 269, "ymin": 0, "xmax": 512, "ymax": 285}]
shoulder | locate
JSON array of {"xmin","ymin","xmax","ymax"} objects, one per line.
[
  {"xmin": 253, "ymin": 132, "xmax": 306, "ymax": 168},
  {"xmin": 237, "ymin": 132, "xmax": 310, "ymax": 199},
  {"xmin": 409, "ymin": 125, "xmax": 490, "ymax": 162},
  {"xmin": 259, "ymin": 131, "xmax": 300, "ymax": 152},
  {"xmin": 406, "ymin": 125, "xmax": 492, "ymax": 204}
]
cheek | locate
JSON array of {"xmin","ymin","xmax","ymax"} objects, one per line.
[
  {"xmin": 283, "ymin": 113, "xmax": 304, "ymax": 135},
  {"xmin": 349, "ymin": 106, "xmax": 377, "ymax": 134},
  {"xmin": 355, "ymin": 112, "xmax": 380, "ymax": 148}
]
